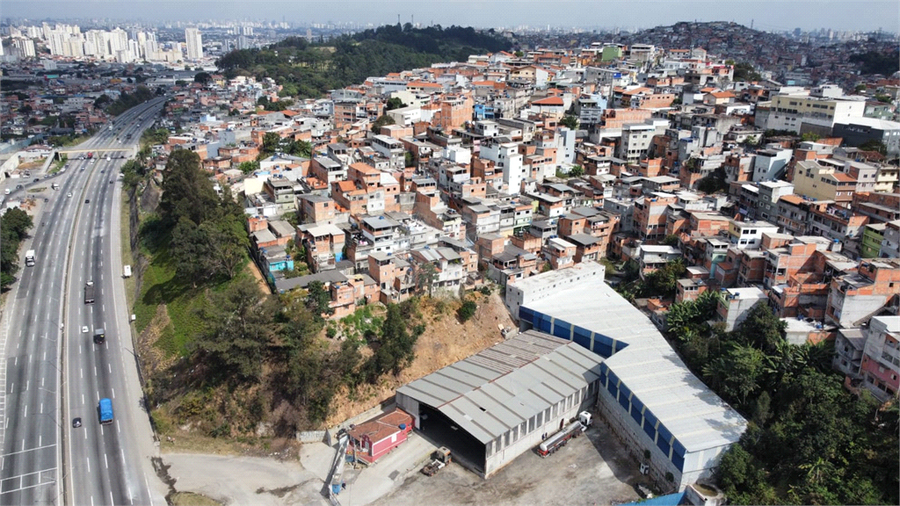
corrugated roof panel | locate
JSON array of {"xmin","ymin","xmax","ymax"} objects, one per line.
[
  {"xmin": 400, "ymin": 330, "xmax": 603, "ymax": 445},
  {"xmin": 452, "ymin": 360, "xmax": 505, "ymax": 383}
]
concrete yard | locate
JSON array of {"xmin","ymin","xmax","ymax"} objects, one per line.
[
  {"xmin": 160, "ymin": 415, "xmax": 644, "ymax": 506},
  {"xmin": 371, "ymin": 417, "xmax": 643, "ymax": 506}
]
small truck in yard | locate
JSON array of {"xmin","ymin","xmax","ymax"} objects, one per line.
[
  {"xmin": 421, "ymin": 447, "xmax": 452, "ymax": 476},
  {"xmin": 538, "ymin": 411, "xmax": 592, "ymax": 457}
]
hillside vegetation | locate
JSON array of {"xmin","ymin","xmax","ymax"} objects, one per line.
[
  {"xmin": 216, "ymin": 24, "xmax": 510, "ymax": 99},
  {"xmin": 126, "ymin": 150, "xmax": 429, "ymax": 442},
  {"xmin": 664, "ymin": 293, "xmax": 898, "ymax": 505}
]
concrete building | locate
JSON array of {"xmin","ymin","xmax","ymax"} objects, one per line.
[
  {"xmin": 833, "ymin": 118, "xmax": 900, "ymax": 158},
  {"xmin": 858, "ymin": 316, "xmax": 900, "ymax": 402},
  {"xmin": 762, "ymin": 93, "xmax": 865, "ymax": 134},
  {"xmin": 881, "ymin": 220, "xmax": 900, "ymax": 259},
  {"xmin": 752, "ymin": 146, "xmax": 792, "ymax": 182},
  {"xmin": 396, "ymin": 330, "xmax": 604, "ymax": 478},
  {"xmin": 826, "ymin": 259, "xmax": 900, "ymax": 328},
  {"xmin": 716, "ymin": 286, "xmax": 768, "ymax": 332}
]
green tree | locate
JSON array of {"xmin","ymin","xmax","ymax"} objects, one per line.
[
  {"xmin": 194, "ymin": 278, "xmax": 276, "ymax": 383},
  {"xmin": 386, "ymin": 97, "xmax": 406, "ymax": 110},
  {"xmin": 170, "ymin": 217, "xmax": 214, "ymax": 284},
  {"xmin": 305, "ymin": 281, "xmax": 333, "ymax": 320},
  {"xmin": 159, "ymin": 150, "xmax": 220, "ymax": 226},
  {"xmin": 371, "ymin": 114, "xmax": 395, "ymax": 133},
  {"xmin": 0, "ymin": 208, "xmax": 34, "ymax": 287},
  {"xmin": 194, "ymin": 72, "xmax": 212, "ymax": 84},
  {"xmin": 238, "ymin": 160, "xmax": 259, "ymax": 174},
  {"xmin": 260, "ymin": 132, "xmax": 281, "ymax": 157},
  {"xmin": 703, "ymin": 344, "xmax": 765, "ymax": 406},
  {"xmin": 568, "ymin": 165, "xmax": 585, "ymax": 177},
  {"xmin": 559, "ymin": 114, "xmax": 579, "ymax": 130},
  {"xmin": 365, "ymin": 303, "xmax": 419, "ymax": 380}
]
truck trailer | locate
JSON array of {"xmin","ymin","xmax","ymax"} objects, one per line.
[
  {"xmin": 99, "ymin": 398, "xmax": 113, "ymax": 424},
  {"xmin": 537, "ymin": 411, "xmax": 592, "ymax": 457}
]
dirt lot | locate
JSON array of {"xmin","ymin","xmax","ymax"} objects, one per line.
[
  {"xmin": 327, "ymin": 290, "xmax": 516, "ymax": 425},
  {"xmin": 372, "ymin": 416, "xmax": 642, "ymax": 506}
]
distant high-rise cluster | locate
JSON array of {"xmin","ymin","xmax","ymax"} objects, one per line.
[{"xmin": 0, "ymin": 21, "xmax": 206, "ymax": 64}]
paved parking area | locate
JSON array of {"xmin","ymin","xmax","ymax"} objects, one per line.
[{"xmin": 370, "ymin": 418, "xmax": 642, "ymax": 506}]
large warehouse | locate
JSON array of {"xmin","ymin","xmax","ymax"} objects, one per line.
[
  {"xmin": 396, "ymin": 330, "xmax": 604, "ymax": 477},
  {"xmin": 509, "ymin": 261, "xmax": 747, "ymax": 491}
]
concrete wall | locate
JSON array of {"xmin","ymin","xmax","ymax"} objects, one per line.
[
  {"xmin": 597, "ymin": 384, "xmax": 723, "ymax": 492},
  {"xmin": 484, "ymin": 390, "xmax": 595, "ymax": 478}
]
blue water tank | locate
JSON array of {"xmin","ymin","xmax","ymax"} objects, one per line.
[{"xmin": 399, "ymin": 423, "xmax": 406, "ymax": 430}]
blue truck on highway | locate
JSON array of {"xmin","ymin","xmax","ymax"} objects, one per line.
[{"xmin": 99, "ymin": 398, "xmax": 114, "ymax": 425}]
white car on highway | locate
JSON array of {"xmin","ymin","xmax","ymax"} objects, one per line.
[{"xmin": 81, "ymin": 326, "xmax": 89, "ymax": 333}]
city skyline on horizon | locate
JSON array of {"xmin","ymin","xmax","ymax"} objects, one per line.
[{"xmin": 3, "ymin": 0, "xmax": 898, "ymax": 33}]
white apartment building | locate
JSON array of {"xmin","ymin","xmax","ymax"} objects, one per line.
[
  {"xmin": 185, "ymin": 27, "xmax": 203, "ymax": 60},
  {"xmin": 480, "ymin": 139, "xmax": 526, "ymax": 195}
]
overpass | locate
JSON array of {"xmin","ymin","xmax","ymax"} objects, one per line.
[{"xmin": 55, "ymin": 146, "xmax": 138, "ymax": 159}]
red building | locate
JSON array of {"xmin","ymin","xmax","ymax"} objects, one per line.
[{"xmin": 347, "ymin": 408, "xmax": 415, "ymax": 464}]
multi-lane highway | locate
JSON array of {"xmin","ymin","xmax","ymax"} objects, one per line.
[{"xmin": 1, "ymin": 97, "xmax": 167, "ymax": 506}]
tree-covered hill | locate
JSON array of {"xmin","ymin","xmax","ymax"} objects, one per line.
[{"xmin": 216, "ymin": 24, "xmax": 510, "ymax": 98}]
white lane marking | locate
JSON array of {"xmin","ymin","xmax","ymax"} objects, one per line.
[
  {"xmin": 94, "ymin": 366, "xmax": 97, "ymax": 376},
  {"xmin": 86, "ymin": 457, "xmax": 90, "ymax": 473},
  {"xmin": 104, "ymin": 454, "xmax": 108, "ymax": 469},
  {"xmin": 84, "ymin": 428, "xmax": 87, "ymax": 440},
  {"xmin": 42, "ymin": 351, "xmax": 46, "ymax": 361},
  {"xmin": 9, "ymin": 383, "xmax": 12, "ymax": 394},
  {"xmin": 110, "ymin": 491, "xmax": 114, "ymax": 505},
  {"xmin": 80, "ymin": 368, "xmax": 83, "ymax": 379},
  {"xmin": 111, "ymin": 388, "xmax": 115, "ymax": 399},
  {"xmin": 38, "ymin": 435, "xmax": 41, "ymax": 446},
  {"xmin": 80, "ymin": 343, "xmax": 82, "ymax": 355},
  {"xmin": 39, "ymin": 403, "xmax": 42, "ymax": 414},
  {"xmin": 117, "ymin": 420, "xmax": 121, "ymax": 434},
  {"xmin": 14, "ymin": 356, "xmax": 17, "ymax": 366},
  {"xmin": 90, "ymin": 496, "xmax": 94, "ymax": 506},
  {"xmin": 145, "ymin": 476, "xmax": 154, "ymax": 506},
  {"xmin": 25, "ymin": 380, "xmax": 28, "ymax": 391},
  {"xmin": 81, "ymin": 394, "xmax": 84, "ymax": 405},
  {"xmin": 23, "ymin": 405, "xmax": 27, "ymax": 418},
  {"xmin": 108, "ymin": 364, "xmax": 112, "ymax": 374}
]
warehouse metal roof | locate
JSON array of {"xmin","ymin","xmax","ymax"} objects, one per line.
[
  {"xmin": 397, "ymin": 330, "xmax": 603, "ymax": 444},
  {"xmin": 524, "ymin": 282, "xmax": 747, "ymax": 453}
]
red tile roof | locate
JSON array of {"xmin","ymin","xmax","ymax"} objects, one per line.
[{"xmin": 533, "ymin": 96, "xmax": 564, "ymax": 106}]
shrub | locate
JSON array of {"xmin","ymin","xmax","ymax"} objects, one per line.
[{"xmin": 457, "ymin": 300, "xmax": 477, "ymax": 322}]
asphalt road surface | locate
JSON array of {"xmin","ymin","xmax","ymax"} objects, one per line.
[{"xmin": 1, "ymin": 97, "xmax": 168, "ymax": 506}]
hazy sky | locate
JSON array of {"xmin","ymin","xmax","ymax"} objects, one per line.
[{"xmin": 3, "ymin": 0, "xmax": 897, "ymax": 32}]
